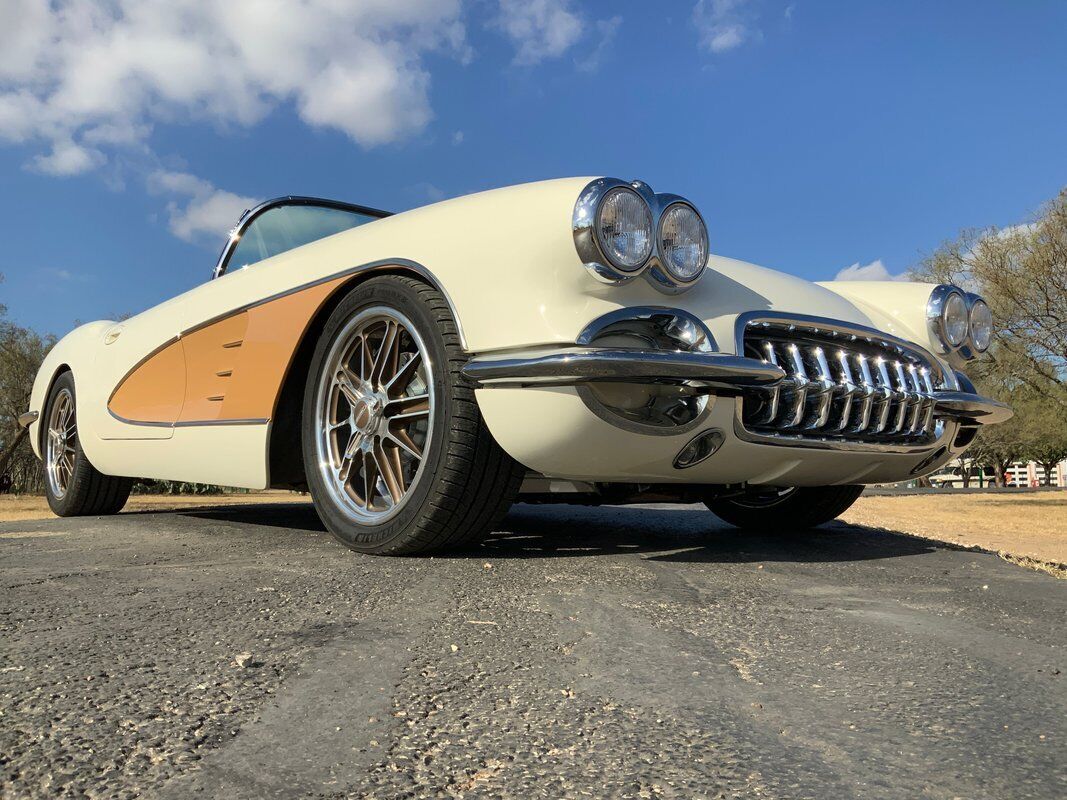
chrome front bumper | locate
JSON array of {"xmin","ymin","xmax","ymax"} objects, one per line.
[
  {"xmin": 18, "ymin": 410, "xmax": 39, "ymax": 429},
  {"xmin": 462, "ymin": 347, "xmax": 785, "ymax": 390},
  {"xmin": 463, "ymin": 348, "xmax": 1011, "ymax": 427}
]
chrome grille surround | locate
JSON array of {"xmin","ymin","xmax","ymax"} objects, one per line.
[{"xmin": 734, "ymin": 312, "xmax": 957, "ymax": 452}]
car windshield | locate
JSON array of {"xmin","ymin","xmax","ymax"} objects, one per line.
[{"xmin": 226, "ymin": 204, "xmax": 378, "ymax": 272}]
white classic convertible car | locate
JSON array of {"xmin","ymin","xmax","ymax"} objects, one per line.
[{"xmin": 20, "ymin": 177, "xmax": 1010, "ymax": 553}]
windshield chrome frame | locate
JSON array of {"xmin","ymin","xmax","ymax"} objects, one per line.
[{"xmin": 211, "ymin": 196, "xmax": 392, "ymax": 280}]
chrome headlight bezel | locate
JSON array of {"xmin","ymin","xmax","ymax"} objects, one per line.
[
  {"xmin": 573, "ymin": 178, "xmax": 709, "ymax": 293},
  {"xmin": 926, "ymin": 284, "xmax": 991, "ymax": 360},
  {"xmin": 926, "ymin": 284, "xmax": 967, "ymax": 353}
]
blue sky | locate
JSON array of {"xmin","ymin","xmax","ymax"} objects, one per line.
[{"xmin": 2, "ymin": 0, "xmax": 1065, "ymax": 336}]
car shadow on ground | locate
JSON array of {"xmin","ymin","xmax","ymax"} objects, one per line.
[{"xmin": 172, "ymin": 500, "xmax": 938, "ymax": 564}]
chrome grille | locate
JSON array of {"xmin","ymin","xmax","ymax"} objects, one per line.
[{"xmin": 740, "ymin": 320, "xmax": 946, "ymax": 445}]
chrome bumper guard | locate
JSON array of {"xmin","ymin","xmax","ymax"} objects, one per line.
[
  {"xmin": 931, "ymin": 392, "xmax": 1013, "ymax": 426},
  {"xmin": 463, "ymin": 348, "xmax": 1011, "ymax": 427},
  {"xmin": 18, "ymin": 410, "xmax": 39, "ymax": 429},
  {"xmin": 462, "ymin": 348, "xmax": 785, "ymax": 390}
]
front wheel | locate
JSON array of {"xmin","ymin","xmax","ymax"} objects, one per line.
[
  {"xmin": 301, "ymin": 276, "xmax": 525, "ymax": 555},
  {"xmin": 706, "ymin": 485, "xmax": 864, "ymax": 531},
  {"xmin": 43, "ymin": 371, "xmax": 133, "ymax": 517}
]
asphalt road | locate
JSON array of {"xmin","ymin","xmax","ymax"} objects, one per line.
[{"xmin": 1, "ymin": 502, "xmax": 1064, "ymax": 800}]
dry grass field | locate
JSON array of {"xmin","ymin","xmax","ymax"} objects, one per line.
[{"xmin": 1, "ymin": 490, "xmax": 1064, "ymax": 572}]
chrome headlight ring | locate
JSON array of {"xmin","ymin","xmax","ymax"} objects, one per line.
[
  {"xmin": 926, "ymin": 284, "xmax": 992, "ymax": 360},
  {"xmin": 572, "ymin": 178, "xmax": 709, "ymax": 293}
]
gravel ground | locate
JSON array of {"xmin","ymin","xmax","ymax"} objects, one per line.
[{"xmin": 1, "ymin": 501, "xmax": 1064, "ymax": 799}]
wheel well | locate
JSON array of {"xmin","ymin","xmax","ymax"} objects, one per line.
[
  {"xmin": 267, "ymin": 267, "xmax": 436, "ymax": 489},
  {"xmin": 37, "ymin": 364, "xmax": 71, "ymax": 454}
]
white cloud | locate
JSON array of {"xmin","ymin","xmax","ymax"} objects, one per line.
[
  {"xmin": 147, "ymin": 170, "xmax": 257, "ymax": 244},
  {"xmin": 834, "ymin": 259, "xmax": 911, "ymax": 282},
  {"xmin": 495, "ymin": 0, "xmax": 584, "ymax": 65},
  {"xmin": 452, "ymin": 130, "xmax": 465, "ymax": 145},
  {"xmin": 0, "ymin": 0, "xmax": 470, "ymax": 174},
  {"xmin": 692, "ymin": 0, "xmax": 759, "ymax": 54}
]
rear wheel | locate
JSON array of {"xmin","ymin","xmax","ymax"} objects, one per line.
[
  {"xmin": 43, "ymin": 372, "xmax": 133, "ymax": 517},
  {"xmin": 706, "ymin": 485, "xmax": 864, "ymax": 531},
  {"xmin": 302, "ymin": 276, "xmax": 524, "ymax": 555}
]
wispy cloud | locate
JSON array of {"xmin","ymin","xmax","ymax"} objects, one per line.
[
  {"xmin": 834, "ymin": 259, "xmax": 911, "ymax": 282},
  {"xmin": 147, "ymin": 170, "xmax": 257, "ymax": 245},
  {"xmin": 495, "ymin": 0, "xmax": 584, "ymax": 65},
  {"xmin": 576, "ymin": 16, "xmax": 622, "ymax": 73},
  {"xmin": 692, "ymin": 0, "xmax": 760, "ymax": 54}
]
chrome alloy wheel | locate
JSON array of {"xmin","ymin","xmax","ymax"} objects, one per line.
[
  {"xmin": 46, "ymin": 387, "xmax": 77, "ymax": 500},
  {"xmin": 313, "ymin": 307, "xmax": 434, "ymax": 524}
]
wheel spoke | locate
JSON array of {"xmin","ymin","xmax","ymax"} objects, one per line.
[
  {"xmin": 385, "ymin": 351, "xmax": 422, "ymax": 397},
  {"xmin": 335, "ymin": 366, "xmax": 362, "ymax": 407},
  {"xmin": 386, "ymin": 426, "xmax": 422, "ymax": 460},
  {"xmin": 385, "ymin": 394, "xmax": 430, "ymax": 417},
  {"xmin": 337, "ymin": 432, "xmax": 364, "ymax": 484},
  {"xmin": 373, "ymin": 439, "xmax": 402, "ymax": 502},
  {"xmin": 370, "ymin": 321, "xmax": 398, "ymax": 387}
]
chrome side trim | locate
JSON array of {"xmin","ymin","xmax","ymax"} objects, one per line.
[
  {"xmin": 462, "ymin": 347, "xmax": 785, "ymax": 389},
  {"xmin": 932, "ymin": 392, "xmax": 1013, "ymax": 425},
  {"xmin": 189, "ymin": 258, "xmax": 467, "ymax": 351},
  {"xmin": 212, "ymin": 195, "xmax": 391, "ymax": 280},
  {"xmin": 18, "ymin": 410, "xmax": 39, "ymax": 429}
]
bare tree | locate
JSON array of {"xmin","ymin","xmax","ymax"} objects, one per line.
[
  {"xmin": 911, "ymin": 188, "xmax": 1067, "ymax": 412},
  {"xmin": 0, "ymin": 275, "xmax": 56, "ymax": 491}
]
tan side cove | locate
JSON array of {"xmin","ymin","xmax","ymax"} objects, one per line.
[{"xmin": 108, "ymin": 275, "xmax": 347, "ymax": 426}]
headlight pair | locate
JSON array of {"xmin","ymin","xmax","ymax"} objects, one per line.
[
  {"xmin": 927, "ymin": 284, "xmax": 992, "ymax": 358},
  {"xmin": 573, "ymin": 178, "xmax": 708, "ymax": 293}
]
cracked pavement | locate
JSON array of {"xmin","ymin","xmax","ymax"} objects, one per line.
[{"xmin": 1, "ymin": 501, "xmax": 1064, "ymax": 799}]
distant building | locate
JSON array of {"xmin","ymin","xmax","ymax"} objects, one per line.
[{"xmin": 929, "ymin": 458, "xmax": 1066, "ymax": 488}]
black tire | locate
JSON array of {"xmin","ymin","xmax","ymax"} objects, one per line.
[
  {"xmin": 301, "ymin": 275, "xmax": 525, "ymax": 555},
  {"xmin": 42, "ymin": 372, "xmax": 133, "ymax": 517},
  {"xmin": 706, "ymin": 485, "xmax": 864, "ymax": 531}
]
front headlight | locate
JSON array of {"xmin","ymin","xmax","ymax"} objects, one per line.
[
  {"xmin": 943, "ymin": 291, "xmax": 969, "ymax": 347},
  {"xmin": 659, "ymin": 203, "xmax": 709, "ymax": 283},
  {"xmin": 573, "ymin": 177, "xmax": 708, "ymax": 293},
  {"xmin": 927, "ymin": 284, "xmax": 969, "ymax": 351},
  {"xmin": 968, "ymin": 297, "xmax": 992, "ymax": 353},
  {"xmin": 597, "ymin": 187, "xmax": 653, "ymax": 271}
]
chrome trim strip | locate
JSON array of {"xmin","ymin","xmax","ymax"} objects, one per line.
[
  {"xmin": 462, "ymin": 348, "xmax": 785, "ymax": 389},
  {"xmin": 174, "ymin": 418, "xmax": 270, "ymax": 428},
  {"xmin": 189, "ymin": 258, "xmax": 467, "ymax": 350},
  {"xmin": 933, "ymin": 392, "xmax": 1013, "ymax": 425},
  {"xmin": 212, "ymin": 195, "xmax": 391, "ymax": 280},
  {"xmin": 106, "ymin": 408, "xmax": 269, "ymax": 429},
  {"xmin": 18, "ymin": 410, "xmax": 39, "ymax": 429}
]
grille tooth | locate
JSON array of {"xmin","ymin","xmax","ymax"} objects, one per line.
[
  {"xmin": 782, "ymin": 344, "xmax": 810, "ymax": 428},
  {"xmin": 871, "ymin": 358, "xmax": 895, "ymax": 434},
  {"xmin": 742, "ymin": 322, "xmax": 942, "ymax": 446},
  {"xmin": 848, "ymin": 354, "xmax": 876, "ymax": 433}
]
